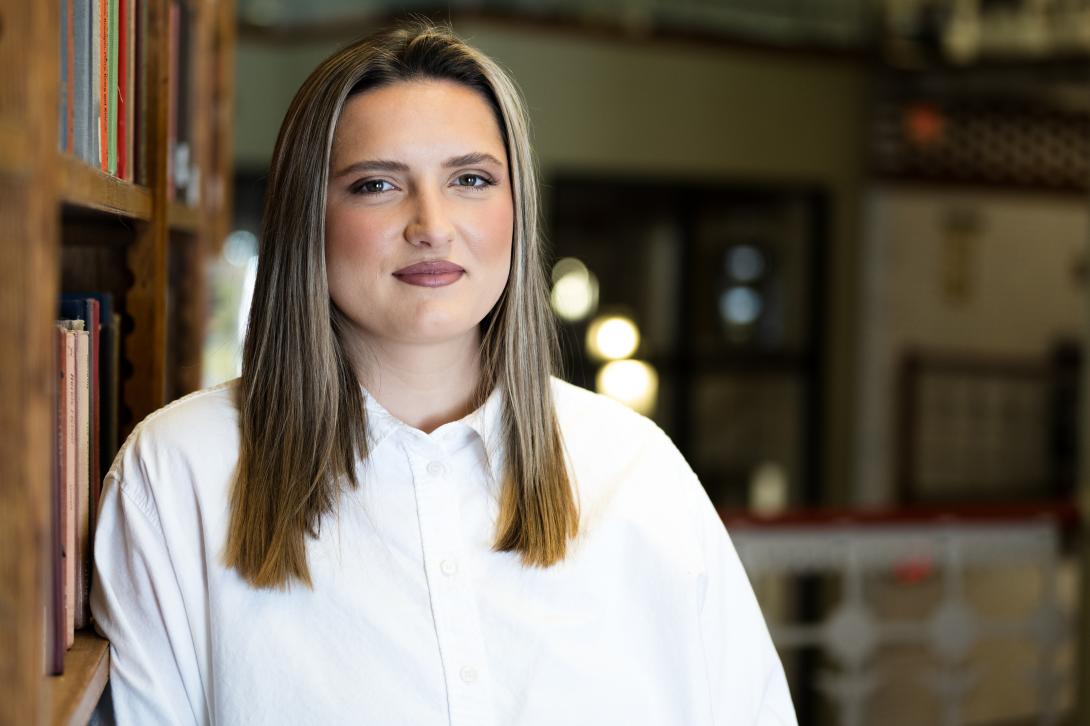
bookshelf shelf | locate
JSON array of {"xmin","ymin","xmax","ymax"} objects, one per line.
[
  {"xmin": 44, "ymin": 631, "xmax": 110, "ymax": 726},
  {"xmin": 58, "ymin": 154, "xmax": 153, "ymax": 222},
  {"xmin": 169, "ymin": 200, "xmax": 203, "ymax": 232}
]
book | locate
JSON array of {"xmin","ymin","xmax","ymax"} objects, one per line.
[
  {"xmin": 69, "ymin": 291, "xmax": 116, "ymax": 517},
  {"xmin": 72, "ymin": 0, "xmax": 92, "ymax": 163},
  {"xmin": 49, "ymin": 325, "xmax": 69, "ymax": 673},
  {"xmin": 126, "ymin": 0, "xmax": 135, "ymax": 182},
  {"xmin": 59, "ymin": 297, "xmax": 99, "ymax": 633},
  {"xmin": 107, "ymin": 0, "xmax": 119, "ymax": 176},
  {"xmin": 91, "ymin": 0, "xmax": 102, "ymax": 168},
  {"xmin": 134, "ymin": 0, "xmax": 146, "ymax": 185},
  {"xmin": 59, "ymin": 296, "xmax": 101, "ymax": 493},
  {"xmin": 117, "ymin": 0, "xmax": 129, "ymax": 180},
  {"xmin": 58, "ymin": 0, "xmax": 68, "ymax": 151},
  {"xmin": 60, "ymin": 325, "xmax": 76, "ymax": 649},
  {"xmin": 72, "ymin": 324, "xmax": 91, "ymax": 631}
]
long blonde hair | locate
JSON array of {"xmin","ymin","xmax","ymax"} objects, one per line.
[{"xmin": 226, "ymin": 21, "xmax": 578, "ymax": 589}]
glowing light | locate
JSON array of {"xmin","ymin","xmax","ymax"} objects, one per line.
[
  {"xmin": 726, "ymin": 245, "xmax": 765, "ymax": 282},
  {"xmin": 596, "ymin": 360, "xmax": 658, "ymax": 415},
  {"xmin": 586, "ymin": 315, "xmax": 640, "ymax": 361},
  {"xmin": 748, "ymin": 462, "xmax": 788, "ymax": 515},
  {"xmin": 550, "ymin": 257, "xmax": 598, "ymax": 322},
  {"xmin": 719, "ymin": 287, "xmax": 763, "ymax": 326}
]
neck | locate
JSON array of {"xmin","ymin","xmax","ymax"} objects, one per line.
[{"xmin": 354, "ymin": 333, "xmax": 482, "ymax": 434}]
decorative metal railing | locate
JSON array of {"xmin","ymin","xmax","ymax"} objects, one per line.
[{"xmin": 728, "ymin": 505, "xmax": 1079, "ymax": 726}]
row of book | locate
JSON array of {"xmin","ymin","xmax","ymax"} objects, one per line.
[
  {"xmin": 47, "ymin": 294, "xmax": 121, "ymax": 676},
  {"xmin": 58, "ymin": 0, "xmax": 196, "ymax": 202}
]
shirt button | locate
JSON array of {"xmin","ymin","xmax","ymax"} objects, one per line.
[
  {"xmin": 426, "ymin": 461, "xmax": 446, "ymax": 477},
  {"xmin": 440, "ymin": 559, "xmax": 458, "ymax": 577},
  {"xmin": 459, "ymin": 666, "xmax": 478, "ymax": 684}
]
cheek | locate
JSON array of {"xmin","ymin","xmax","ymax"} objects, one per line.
[
  {"xmin": 324, "ymin": 205, "xmax": 389, "ymax": 272},
  {"xmin": 479, "ymin": 199, "xmax": 515, "ymax": 269}
]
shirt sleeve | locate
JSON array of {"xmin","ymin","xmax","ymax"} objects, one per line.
[
  {"xmin": 688, "ymin": 471, "xmax": 797, "ymax": 726},
  {"xmin": 90, "ymin": 466, "xmax": 206, "ymax": 726}
]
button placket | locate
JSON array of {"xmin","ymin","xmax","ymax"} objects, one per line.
[{"xmin": 409, "ymin": 448, "xmax": 495, "ymax": 726}]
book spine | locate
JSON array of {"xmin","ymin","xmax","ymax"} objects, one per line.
[
  {"xmin": 66, "ymin": 0, "xmax": 74, "ymax": 153},
  {"xmin": 58, "ymin": 0, "xmax": 67, "ymax": 151},
  {"xmin": 90, "ymin": 0, "xmax": 101, "ymax": 168},
  {"xmin": 63, "ymin": 328, "xmax": 76, "ymax": 649},
  {"xmin": 125, "ymin": 0, "xmax": 136, "ymax": 183},
  {"xmin": 74, "ymin": 327, "xmax": 91, "ymax": 631},
  {"xmin": 135, "ymin": 0, "xmax": 147, "ymax": 185},
  {"xmin": 50, "ymin": 326, "xmax": 68, "ymax": 674},
  {"xmin": 107, "ymin": 0, "xmax": 119, "ymax": 176},
  {"xmin": 98, "ymin": 0, "xmax": 108, "ymax": 171},
  {"xmin": 86, "ymin": 299, "xmax": 101, "ymax": 532},
  {"xmin": 72, "ymin": 0, "xmax": 91, "ymax": 162},
  {"xmin": 117, "ymin": 0, "xmax": 128, "ymax": 180}
]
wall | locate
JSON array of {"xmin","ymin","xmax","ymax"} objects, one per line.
[{"xmin": 855, "ymin": 185, "xmax": 1089, "ymax": 505}]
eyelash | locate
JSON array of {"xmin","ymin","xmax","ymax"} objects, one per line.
[{"xmin": 349, "ymin": 173, "xmax": 496, "ymax": 195}]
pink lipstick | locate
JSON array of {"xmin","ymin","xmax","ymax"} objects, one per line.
[{"xmin": 392, "ymin": 260, "xmax": 465, "ymax": 287}]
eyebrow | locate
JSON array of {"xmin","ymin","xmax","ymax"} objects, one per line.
[{"xmin": 333, "ymin": 152, "xmax": 504, "ymax": 178}]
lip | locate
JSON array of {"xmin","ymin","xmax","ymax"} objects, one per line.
[{"xmin": 392, "ymin": 260, "xmax": 466, "ymax": 288}]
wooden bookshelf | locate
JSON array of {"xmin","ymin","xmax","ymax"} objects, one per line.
[
  {"xmin": 44, "ymin": 632, "xmax": 109, "ymax": 726},
  {"xmin": 169, "ymin": 200, "xmax": 202, "ymax": 232},
  {"xmin": 58, "ymin": 154, "xmax": 152, "ymax": 221},
  {"xmin": 0, "ymin": 1, "xmax": 235, "ymax": 724}
]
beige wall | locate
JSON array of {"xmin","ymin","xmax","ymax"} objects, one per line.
[
  {"xmin": 234, "ymin": 21, "xmax": 868, "ymax": 502},
  {"xmin": 855, "ymin": 186, "xmax": 1089, "ymax": 505}
]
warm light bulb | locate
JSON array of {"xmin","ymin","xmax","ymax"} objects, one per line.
[
  {"xmin": 586, "ymin": 315, "xmax": 640, "ymax": 361},
  {"xmin": 549, "ymin": 257, "xmax": 598, "ymax": 322},
  {"xmin": 596, "ymin": 360, "xmax": 658, "ymax": 415}
]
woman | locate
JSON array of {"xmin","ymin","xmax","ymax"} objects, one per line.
[{"xmin": 92, "ymin": 21, "xmax": 795, "ymax": 726}]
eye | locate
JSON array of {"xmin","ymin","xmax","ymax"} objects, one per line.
[
  {"xmin": 351, "ymin": 179, "xmax": 395, "ymax": 194},
  {"xmin": 454, "ymin": 173, "xmax": 494, "ymax": 189}
]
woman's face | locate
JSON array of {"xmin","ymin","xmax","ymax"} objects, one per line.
[{"xmin": 325, "ymin": 79, "xmax": 514, "ymax": 354}]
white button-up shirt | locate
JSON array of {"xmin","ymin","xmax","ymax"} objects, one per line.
[{"xmin": 91, "ymin": 377, "xmax": 796, "ymax": 725}]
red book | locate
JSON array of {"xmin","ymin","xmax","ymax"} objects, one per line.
[{"xmin": 50, "ymin": 326, "xmax": 69, "ymax": 674}]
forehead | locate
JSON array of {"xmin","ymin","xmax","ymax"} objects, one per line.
[{"xmin": 331, "ymin": 79, "xmax": 507, "ymax": 161}]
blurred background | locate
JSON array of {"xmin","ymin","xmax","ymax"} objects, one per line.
[{"xmin": 204, "ymin": 2, "xmax": 1090, "ymax": 724}]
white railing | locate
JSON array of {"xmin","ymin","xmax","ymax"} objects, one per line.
[{"xmin": 728, "ymin": 505, "xmax": 1079, "ymax": 726}]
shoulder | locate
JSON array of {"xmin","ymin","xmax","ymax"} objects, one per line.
[
  {"xmin": 550, "ymin": 376, "xmax": 665, "ymax": 440},
  {"xmin": 550, "ymin": 376, "xmax": 688, "ymax": 471},
  {"xmin": 549, "ymin": 375, "xmax": 697, "ymax": 506},
  {"xmin": 107, "ymin": 379, "xmax": 241, "ymax": 512},
  {"xmin": 549, "ymin": 377, "xmax": 709, "ymax": 569}
]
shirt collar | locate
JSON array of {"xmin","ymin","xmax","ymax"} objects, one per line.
[{"xmin": 359, "ymin": 383, "xmax": 505, "ymax": 456}]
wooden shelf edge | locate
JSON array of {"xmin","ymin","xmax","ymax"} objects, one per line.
[
  {"xmin": 45, "ymin": 630, "xmax": 110, "ymax": 726},
  {"xmin": 168, "ymin": 200, "xmax": 202, "ymax": 233},
  {"xmin": 59, "ymin": 153, "xmax": 153, "ymax": 221}
]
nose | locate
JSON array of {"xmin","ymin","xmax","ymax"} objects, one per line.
[{"xmin": 404, "ymin": 186, "xmax": 454, "ymax": 248}]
